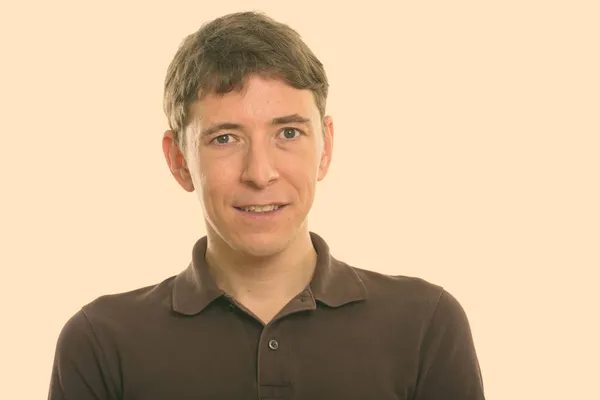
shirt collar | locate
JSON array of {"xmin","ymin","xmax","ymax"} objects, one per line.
[{"xmin": 172, "ymin": 232, "xmax": 368, "ymax": 316}]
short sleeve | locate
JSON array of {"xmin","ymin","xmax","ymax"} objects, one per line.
[
  {"xmin": 47, "ymin": 309, "xmax": 119, "ymax": 400},
  {"xmin": 413, "ymin": 289, "xmax": 486, "ymax": 399}
]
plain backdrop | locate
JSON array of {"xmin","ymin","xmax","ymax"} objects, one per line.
[{"xmin": 1, "ymin": 1, "xmax": 599, "ymax": 399}]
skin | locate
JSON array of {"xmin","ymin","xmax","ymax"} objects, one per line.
[{"xmin": 162, "ymin": 74, "xmax": 334, "ymax": 321}]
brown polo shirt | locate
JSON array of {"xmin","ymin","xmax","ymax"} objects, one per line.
[{"xmin": 48, "ymin": 232, "xmax": 485, "ymax": 399}]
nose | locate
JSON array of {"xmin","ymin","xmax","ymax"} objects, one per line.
[{"xmin": 240, "ymin": 140, "xmax": 279, "ymax": 189}]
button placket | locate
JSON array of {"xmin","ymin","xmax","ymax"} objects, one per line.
[{"xmin": 257, "ymin": 323, "xmax": 292, "ymax": 399}]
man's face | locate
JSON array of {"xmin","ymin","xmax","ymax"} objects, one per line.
[{"xmin": 163, "ymin": 74, "xmax": 334, "ymax": 257}]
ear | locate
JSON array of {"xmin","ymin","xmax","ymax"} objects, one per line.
[
  {"xmin": 162, "ymin": 130, "xmax": 195, "ymax": 192},
  {"xmin": 317, "ymin": 115, "xmax": 334, "ymax": 181}
]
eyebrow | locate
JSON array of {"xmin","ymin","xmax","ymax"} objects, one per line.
[{"xmin": 200, "ymin": 113, "xmax": 312, "ymax": 137}]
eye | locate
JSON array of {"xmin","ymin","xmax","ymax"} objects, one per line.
[
  {"xmin": 279, "ymin": 127, "xmax": 301, "ymax": 140},
  {"xmin": 211, "ymin": 134, "xmax": 233, "ymax": 145}
]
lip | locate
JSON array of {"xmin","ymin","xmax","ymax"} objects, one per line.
[
  {"xmin": 233, "ymin": 204, "xmax": 289, "ymax": 219},
  {"xmin": 234, "ymin": 203, "xmax": 287, "ymax": 208}
]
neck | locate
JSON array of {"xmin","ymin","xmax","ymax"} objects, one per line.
[{"xmin": 204, "ymin": 228, "xmax": 318, "ymax": 304}]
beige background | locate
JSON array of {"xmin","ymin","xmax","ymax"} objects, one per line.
[{"xmin": 1, "ymin": 1, "xmax": 599, "ymax": 399}]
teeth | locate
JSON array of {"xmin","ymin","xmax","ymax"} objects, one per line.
[{"xmin": 240, "ymin": 204, "xmax": 282, "ymax": 213}]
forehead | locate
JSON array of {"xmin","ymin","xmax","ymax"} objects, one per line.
[{"xmin": 189, "ymin": 75, "xmax": 319, "ymax": 126}]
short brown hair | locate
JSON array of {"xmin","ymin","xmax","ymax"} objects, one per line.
[{"xmin": 163, "ymin": 11, "xmax": 329, "ymax": 150}]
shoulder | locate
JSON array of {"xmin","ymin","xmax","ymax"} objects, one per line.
[
  {"xmin": 64, "ymin": 277, "xmax": 174, "ymax": 334},
  {"xmin": 347, "ymin": 265, "xmax": 475, "ymax": 343},
  {"xmin": 49, "ymin": 278, "xmax": 178, "ymax": 398},
  {"xmin": 350, "ymin": 264, "xmax": 444, "ymax": 304},
  {"xmin": 347, "ymin": 264, "xmax": 468, "ymax": 324},
  {"xmin": 85, "ymin": 275, "xmax": 176, "ymax": 308}
]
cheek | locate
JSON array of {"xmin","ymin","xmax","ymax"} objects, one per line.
[
  {"xmin": 198, "ymin": 159, "xmax": 239, "ymax": 202},
  {"xmin": 281, "ymin": 159, "xmax": 319, "ymax": 198}
]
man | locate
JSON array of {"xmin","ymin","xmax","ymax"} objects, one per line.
[{"xmin": 48, "ymin": 11, "xmax": 485, "ymax": 400}]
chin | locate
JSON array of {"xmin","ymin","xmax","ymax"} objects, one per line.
[{"xmin": 230, "ymin": 231, "xmax": 292, "ymax": 258}]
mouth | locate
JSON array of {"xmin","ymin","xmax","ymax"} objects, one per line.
[{"xmin": 234, "ymin": 204, "xmax": 288, "ymax": 214}]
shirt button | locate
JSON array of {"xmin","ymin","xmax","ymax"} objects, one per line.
[{"xmin": 268, "ymin": 339, "xmax": 279, "ymax": 350}]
